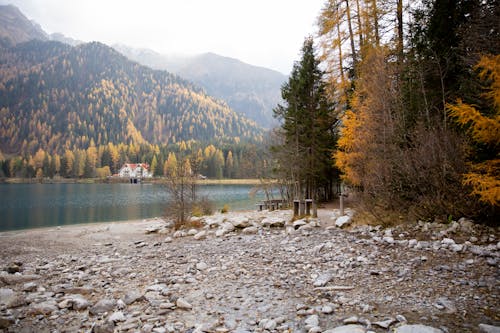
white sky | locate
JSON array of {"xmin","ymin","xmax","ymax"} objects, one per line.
[{"xmin": 1, "ymin": 0, "xmax": 326, "ymax": 74}]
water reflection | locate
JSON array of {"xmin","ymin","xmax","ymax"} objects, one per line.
[{"xmin": 0, "ymin": 183, "xmax": 266, "ymax": 231}]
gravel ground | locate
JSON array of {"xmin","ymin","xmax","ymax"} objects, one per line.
[{"xmin": 0, "ymin": 209, "xmax": 498, "ymax": 333}]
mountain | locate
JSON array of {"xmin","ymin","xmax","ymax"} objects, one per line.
[
  {"xmin": 113, "ymin": 45, "xmax": 286, "ymax": 128},
  {"xmin": 0, "ymin": 4, "xmax": 48, "ymax": 46},
  {"xmin": 0, "ymin": 5, "xmax": 264, "ymax": 157},
  {"xmin": 0, "ymin": 40, "xmax": 264, "ymax": 156}
]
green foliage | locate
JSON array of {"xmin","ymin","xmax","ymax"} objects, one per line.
[{"xmin": 272, "ymin": 37, "xmax": 339, "ymax": 202}]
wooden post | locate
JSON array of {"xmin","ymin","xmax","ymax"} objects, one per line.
[
  {"xmin": 299, "ymin": 200, "xmax": 305, "ymax": 216},
  {"xmin": 293, "ymin": 200, "xmax": 300, "ymax": 216},
  {"xmin": 340, "ymin": 194, "xmax": 344, "ymax": 216},
  {"xmin": 305, "ymin": 199, "xmax": 313, "ymax": 215}
]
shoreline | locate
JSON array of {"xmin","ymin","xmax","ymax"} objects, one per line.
[{"xmin": 1, "ymin": 177, "xmax": 272, "ymax": 185}]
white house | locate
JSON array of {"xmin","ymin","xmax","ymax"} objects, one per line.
[{"xmin": 118, "ymin": 163, "xmax": 153, "ymax": 178}]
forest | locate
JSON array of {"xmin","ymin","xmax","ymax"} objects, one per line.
[
  {"xmin": 272, "ymin": 0, "xmax": 498, "ymax": 223},
  {"xmin": 0, "ymin": 40, "xmax": 269, "ymax": 179}
]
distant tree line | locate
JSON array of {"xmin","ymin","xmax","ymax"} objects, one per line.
[{"xmin": 0, "ymin": 140, "xmax": 272, "ymax": 180}]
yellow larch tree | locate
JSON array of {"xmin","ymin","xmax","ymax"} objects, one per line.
[{"xmin": 447, "ymin": 55, "xmax": 500, "ymax": 206}]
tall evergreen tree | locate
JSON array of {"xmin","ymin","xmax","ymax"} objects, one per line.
[{"xmin": 273, "ymin": 37, "xmax": 338, "ymax": 203}]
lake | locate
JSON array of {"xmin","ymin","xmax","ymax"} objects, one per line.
[{"xmin": 0, "ymin": 183, "xmax": 265, "ymax": 232}]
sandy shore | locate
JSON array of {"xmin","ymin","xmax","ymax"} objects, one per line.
[{"xmin": 0, "ymin": 209, "xmax": 498, "ymax": 332}]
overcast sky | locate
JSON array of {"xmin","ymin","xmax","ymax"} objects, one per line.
[{"xmin": 1, "ymin": 0, "xmax": 326, "ymax": 74}]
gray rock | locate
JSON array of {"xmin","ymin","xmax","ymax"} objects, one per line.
[
  {"xmin": 324, "ymin": 325, "xmax": 366, "ymax": 333},
  {"xmin": 92, "ymin": 321, "xmax": 115, "ymax": 333},
  {"xmin": 343, "ymin": 316, "xmax": 360, "ymax": 324},
  {"xmin": 23, "ymin": 281, "xmax": 38, "ymax": 292},
  {"xmin": 90, "ymin": 298, "xmax": 116, "ymax": 315},
  {"xmin": 261, "ymin": 217, "xmax": 286, "ymax": 228},
  {"xmin": 176, "ymin": 297, "xmax": 192, "ymax": 309},
  {"xmin": 229, "ymin": 216, "xmax": 251, "ymax": 228},
  {"xmin": 123, "ymin": 291, "xmax": 144, "ymax": 305},
  {"xmin": 29, "ymin": 300, "xmax": 58, "ymax": 315},
  {"xmin": 0, "ymin": 288, "xmax": 15, "ymax": 305},
  {"xmin": 394, "ymin": 324, "xmax": 443, "ymax": 333},
  {"xmin": 196, "ymin": 261, "xmax": 209, "ymax": 271},
  {"xmin": 335, "ymin": 216, "xmax": 352, "ymax": 228},
  {"xmin": 193, "ymin": 230, "xmax": 207, "ymax": 240},
  {"xmin": 305, "ymin": 314, "xmax": 319, "ymax": 328},
  {"xmin": 163, "ymin": 236, "xmax": 173, "ymax": 243},
  {"xmin": 0, "ymin": 273, "xmax": 40, "ymax": 285},
  {"xmin": 108, "ymin": 311, "xmax": 125, "ymax": 323},
  {"xmin": 313, "ymin": 272, "xmax": 333, "ymax": 287},
  {"xmin": 242, "ymin": 226, "xmax": 258, "ymax": 234},
  {"xmin": 479, "ymin": 324, "xmax": 500, "ymax": 333},
  {"xmin": 66, "ymin": 294, "xmax": 91, "ymax": 310},
  {"xmin": 322, "ymin": 305, "xmax": 334, "ymax": 314},
  {"xmin": 373, "ymin": 318, "xmax": 395, "ymax": 329},
  {"xmin": 435, "ymin": 297, "xmax": 457, "ymax": 314}
]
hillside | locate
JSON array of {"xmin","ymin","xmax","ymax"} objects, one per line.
[
  {"xmin": 0, "ymin": 40, "xmax": 263, "ymax": 156},
  {"xmin": 0, "ymin": 4, "xmax": 48, "ymax": 46},
  {"xmin": 113, "ymin": 45, "xmax": 286, "ymax": 128}
]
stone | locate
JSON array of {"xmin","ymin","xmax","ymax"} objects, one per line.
[
  {"xmin": 188, "ymin": 229, "xmax": 198, "ymax": 236},
  {"xmin": 123, "ymin": 291, "xmax": 144, "ymax": 305},
  {"xmin": 373, "ymin": 318, "xmax": 395, "ymax": 329},
  {"xmin": 441, "ymin": 238, "xmax": 456, "ymax": 246},
  {"xmin": 242, "ymin": 226, "xmax": 258, "ymax": 234},
  {"xmin": 0, "ymin": 273, "xmax": 40, "ymax": 285},
  {"xmin": 479, "ymin": 324, "xmax": 500, "ymax": 333},
  {"xmin": 196, "ymin": 262, "xmax": 209, "ymax": 271},
  {"xmin": 66, "ymin": 294, "xmax": 91, "ymax": 310},
  {"xmin": 343, "ymin": 316, "xmax": 360, "ymax": 324},
  {"xmin": 305, "ymin": 314, "xmax": 319, "ymax": 329},
  {"xmin": 324, "ymin": 325, "xmax": 366, "ymax": 333},
  {"xmin": 383, "ymin": 236, "xmax": 395, "ymax": 244},
  {"xmin": 313, "ymin": 272, "xmax": 333, "ymax": 287},
  {"xmin": 261, "ymin": 217, "xmax": 286, "ymax": 228},
  {"xmin": 335, "ymin": 216, "xmax": 352, "ymax": 228},
  {"xmin": 229, "ymin": 216, "xmax": 251, "ymax": 228},
  {"xmin": 108, "ymin": 311, "xmax": 126, "ymax": 323},
  {"xmin": 173, "ymin": 230, "xmax": 187, "ymax": 238},
  {"xmin": 293, "ymin": 219, "xmax": 308, "ymax": 228},
  {"xmin": 23, "ymin": 281, "xmax": 38, "ymax": 292},
  {"xmin": 322, "ymin": 305, "xmax": 334, "ymax": 314},
  {"xmin": 435, "ymin": 297, "xmax": 457, "ymax": 314},
  {"xmin": 0, "ymin": 288, "xmax": 15, "ymax": 305},
  {"xmin": 176, "ymin": 297, "xmax": 192, "ymax": 309},
  {"xmin": 193, "ymin": 230, "xmax": 207, "ymax": 240},
  {"xmin": 90, "ymin": 298, "xmax": 116, "ymax": 315},
  {"xmin": 92, "ymin": 321, "xmax": 115, "ymax": 333},
  {"xmin": 29, "ymin": 300, "xmax": 58, "ymax": 315},
  {"xmin": 163, "ymin": 236, "xmax": 173, "ymax": 243},
  {"xmin": 394, "ymin": 324, "xmax": 443, "ymax": 333}
]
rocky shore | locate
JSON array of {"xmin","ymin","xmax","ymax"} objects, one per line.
[{"xmin": 0, "ymin": 209, "xmax": 498, "ymax": 333}]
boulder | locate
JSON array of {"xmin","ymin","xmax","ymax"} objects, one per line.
[
  {"xmin": 229, "ymin": 216, "xmax": 251, "ymax": 228},
  {"xmin": 394, "ymin": 324, "xmax": 443, "ymax": 333},
  {"xmin": 324, "ymin": 325, "xmax": 366, "ymax": 333},
  {"xmin": 90, "ymin": 298, "xmax": 116, "ymax": 315},
  {"xmin": 193, "ymin": 230, "xmax": 207, "ymax": 240},
  {"xmin": 335, "ymin": 216, "xmax": 352, "ymax": 228},
  {"xmin": 262, "ymin": 217, "xmax": 286, "ymax": 228},
  {"xmin": 479, "ymin": 324, "xmax": 500, "ymax": 333},
  {"xmin": 242, "ymin": 226, "xmax": 258, "ymax": 234}
]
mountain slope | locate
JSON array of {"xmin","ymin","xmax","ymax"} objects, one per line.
[
  {"xmin": 0, "ymin": 5, "xmax": 48, "ymax": 46},
  {"xmin": 0, "ymin": 40, "xmax": 263, "ymax": 155},
  {"xmin": 113, "ymin": 45, "xmax": 286, "ymax": 128}
]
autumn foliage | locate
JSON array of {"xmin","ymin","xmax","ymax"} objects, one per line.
[{"xmin": 447, "ymin": 55, "xmax": 500, "ymax": 206}]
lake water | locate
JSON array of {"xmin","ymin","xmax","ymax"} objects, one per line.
[{"xmin": 0, "ymin": 183, "xmax": 264, "ymax": 232}]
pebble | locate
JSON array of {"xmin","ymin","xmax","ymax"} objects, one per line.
[{"xmin": 176, "ymin": 297, "xmax": 192, "ymax": 310}]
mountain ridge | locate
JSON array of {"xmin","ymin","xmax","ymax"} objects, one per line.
[
  {"xmin": 0, "ymin": 8, "xmax": 264, "ymax": 156},
  {"xmin": 112, "ymin": 45, "xmax": 286, "ymax": 128}
]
